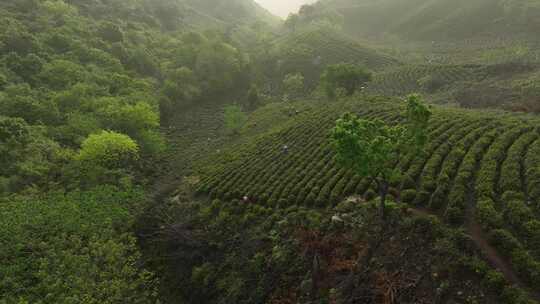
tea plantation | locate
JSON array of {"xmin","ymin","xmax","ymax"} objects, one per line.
[{"xmin": 195, "ymin": 96, "xmax": 540, "ymax": 299}]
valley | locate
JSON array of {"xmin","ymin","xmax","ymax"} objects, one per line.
[{"xmin": 1, "ymin": 0, "xmax": 539, "ymax": 303}]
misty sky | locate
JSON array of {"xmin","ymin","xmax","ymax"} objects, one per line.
[{"xmin": 254, "ymin": 0, "xmax": 317, "ymax": 18}]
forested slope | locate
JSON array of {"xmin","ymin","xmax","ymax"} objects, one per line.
[
  {"xmin": 267, "ymin": 28, "xmax": 398, "ymax": 90},
  {"xmin": 312, "ymin": 0, "xmax": 540, "ymax": 42},
  {"xmin": 0, "ymin": 0, "xmax": 273, "ymax": 302}
]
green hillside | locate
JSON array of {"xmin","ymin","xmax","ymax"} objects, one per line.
[
  {"xmin": 2, "ymin": 0, "xmax": 540, "ymax": 303},
  {"xmin": 183, "ymin": 0, "xmax": 280, "ymax": 27},
  {"xmin": 277, "ymin": 1, "xmax": 540, "ymax": 111},
  {"xmin": 314, "ymin": 0, "xmax": 540, "ymax": 42},
  {"xmin": 0, "ymin": 0, "xmax": 272, "ymax": 302},
  {"xmin": 366, "ymin": 62, "xmax": 540, "ymax": 111},
  {"xmin": 195, "ymin": 96, "xmax": 540, "ymax": 302},
  {"xmin": 264, "ymin": 28, "xmax": 399, "ymax": 91}
]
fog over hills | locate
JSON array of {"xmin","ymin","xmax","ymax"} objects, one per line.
[{"xmin": 254, "ymin": 0, "xmax": 317, "ymax": 18}]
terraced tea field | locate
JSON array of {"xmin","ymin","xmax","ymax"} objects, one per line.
[
  {"xmin": 272, "ymin": 28, "xmax": 399, "ymax": 89},
  {"xmin": 196, "ymin": 97, "xmax": 540, "ymax": 298},
  {"xmin": 279, "ymin": 29, "xmax": 398, "ymax": 70},
  {"xmin": 367, "ymin": 64, "xmax": 479, "ymax": 97}
]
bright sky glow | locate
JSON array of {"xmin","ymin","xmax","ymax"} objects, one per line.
[{"xmin": 254, "ymin": 0, "xmax": 317, "ymax": 18}]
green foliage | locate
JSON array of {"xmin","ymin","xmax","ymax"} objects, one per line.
[
  {"xmin": 405, "ymin": 94, "xmax": 432, "ymax": 149},
  {"xmin": 330, "ymin": 95, "xmax": 431, "ymax": 217},
  {"xmin": 39, "ymin": 59, "xmax": 86, "ymax": 90},
  {"xmin": 331, "ymin": 95, "xmax": 431, "ymax": 179},
  {"xmin": 489, "ymin": 229, "xmax": 522, "ymax": 256},
  {"xmin": 476, "ymin": 199, "xmax": 504, "ymax": 229},
  {"xmin": 322, "ymin": 63, "xmax": 372, "ymax": 99},
  {"xmin": 224, "ymin": 105, "xmax": 247, "ymax": 135},
  {"xmin": 401, "ymin": 189, "xmax": 417, "ymax": 203},
  {"xmin": 246, "ymin": 85, "xmax": 260, "ymax": 109},
  {"xmin": 195, "ymin": 41, "xmax": 245, "ymax": 94},
  {"xmin": 283, "ymin": 73, "xmax": 305, "ymax": 98},
  {"xmin": 308, "ymin": 0, "xmax": 540, "ymax": 42},
  {"xmin": 284, "ymin": 14, "xmax": 299, "ymax": 32},
  {"xmin": 162, "ymin": 67, "xmax": 201, "ymax": 107},
  {"xmin": 197, "ymin": 96, "xmax": 540, "ymax": 301},
  {"xmin": 78, "ymin": 131, "xmax": 139, "ymax": 169},
  {"xmin": 331, "ymin": 114, "xmax": 405, "ymax": 179},
  {"xmin": 98, "ymin": 101, "xmax": 161, "ymax": 149},
  {"xmin": 0, "ymin": 116, "xmax": 63, "ymax": 194},
  {"xmin": 0, "ymin": 83, "xmax": 60, "ymax": 125},
  {"xmin": 0, "ymin": 187, "xmax": 158, "ymax": 304}
]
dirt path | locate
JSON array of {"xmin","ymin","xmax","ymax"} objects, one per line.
[
  {"xmin": 466, "ymin": 218, "xmax": 524, "ymax": 284},
  {"xmin": 408, "ymin": 204, "xmax": 532, "ymax": 295},
  {"xmin": 464, "ymin": 128, "xmax": 540, "ymax": 300}
]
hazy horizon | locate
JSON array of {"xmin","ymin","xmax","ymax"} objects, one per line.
[{"xmin": 254, "ymin": 0, "xmax": 317, "ymax": 18}]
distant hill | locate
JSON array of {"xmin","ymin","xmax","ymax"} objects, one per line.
[
  {"xmin": 55, "ymin": 0, "xmax": 279, "ymax": 30},
  {"xmin": 306, "ymin": 0, "xmax": 540, "ymax": 42},
  {"xmin": 264, "ymin": 28, "xmax": 399, "ymax": 92},
  {"xmin": 183, "ymin": 0, "xmax": 280, "ymax": 28}
]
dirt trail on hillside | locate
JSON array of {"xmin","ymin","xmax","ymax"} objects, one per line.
[
  {"xmin": 465, "ymin": 218, "xmax": 523, "ymax": 284},
  {"xmin": 409, "ymin": 204, "xmax": 538, "ymax": 298}
]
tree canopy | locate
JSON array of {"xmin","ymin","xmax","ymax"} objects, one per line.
[
  {"xmin": 331, "ymin": 94, "xmax": 431, "ymax": 218},
  {"xmin": 224, "ymin": 105, "xmax": 248, "ymax": 135},
  {"xmin": 322, "ymin": 63, "xmax": 372, "ymax": 99}
]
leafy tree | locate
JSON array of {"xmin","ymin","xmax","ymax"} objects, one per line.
[
  {"xmin": 298, "ymin": 4, "xmax": 316, "ymax": 19},
  {"xmin": 330, "ymin": 95, "xmax": 431, "ymax": 219},
  {"xmin": 100, "ymin": 101, "xmax": 160, "ymax": 139},
  {"xmin": 98, "ymin": 21, "xmax": 124, "ymax": 42},
  {"xmin": 128, "ymin": 47, "xmax": 158, "ymax": 76},
  {"xmin": 321, "ymin": 63, "xmax": 372, "ymax": 99},
  {"xmin": 0, "ymin": 116, "xmax": 31, "ymax": 174},
  {"xmin": 284, "ymin": 13, "xmax": 299, "ymax": 32},
  {"xmin": 3, "ymin": 53, "xmax": 44, "ymax": 84},
  {"xmin": 39, "ymin": 59, "xmax": 86, "ymax": 90},
  {"xmin": 78, "ymin": 130, "xmax": 139, "ymax": 169},
  {"xmin": 162, "ymin": 67, "xmax": 201, "ymax": 106},
  {"xmin": 0, "ymin": 83, "xmax": 60, "ymax": 125},
  {"xmin": 195, "ymin": 41, "xmax": 244, "ymax": 94},
  {"xmin": 283, "ymin": 73, "xmax": 305, "ymax": 99},
  {"xmin": 0, "ymin": 116, "xmax": 63, "ymax": 194},
  {"xmin": 224, "ymin": 105, "xmax": 247, "ymax": 135},
  {"xmin": 0, "ymin": 21, "xmax": 38, "ymax": 55},
  {"xmin": 247, "ymin": 84, "xmax": 260, "ymax": 109}
]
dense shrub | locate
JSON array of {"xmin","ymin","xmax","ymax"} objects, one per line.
[
  {"xmin": 401, "ymin": 189, "xmax": 417, "ymax": 203},
  {"xmin": 482, "ymin": 270, "xmax": 506, "ymax": 292},
  {"xmin": 445, "ymin": 207, "xmax": 465, "ymax": 225},
  {"xmin": 364, "ymin": 189, "xmax": 377, "ymax": 201},
  {"xmin": 321, "ymin": 63, "xmax": 372, "ymax": 98},
  {"xmin": 78, "ymin": 131, "xmax": 139, "ymax": 169},
  {"xmin": 489, "ymin": 229, "xmax": 522, "ymax": 256},
  {"xmin": 429, "ymin": 187, "xmax": 447, "ymax": 210},
  {"xmin": 501, "ymin": 286, "xmax": 533, "ymax": 304},
  {"xmin": 476, "ymin": 199, "xmax": 504, "ymax": 229},
  {"xmin": 414, "ymin": 190, "xmax": 431, "ymax": 206},
  {"xmin": 511, "ymin": 250, "xmax": 540, "ymax": 286},
  {"xmin": 504, "ymin": 200, "xmax": 533, "ymax": 230},
  {"xmin": 400, "ymin": 174, "xmax": 416, "ymax": 190},
  {"xmin": 524, "ymin": 220, "xmax": 540, "ymax": 253},
  {"xmin": 0, "ymin": 187, "xmax": 158, "ymax": 303}
]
